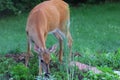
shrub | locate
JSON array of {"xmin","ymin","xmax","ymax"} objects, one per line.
[
  {"xmin": 12, "ymin": 0, "xmax": 43, "ymax": 13},
  {"xmin": 0, "ymin": 0, "xmax": 43, "ymax": 15},
  {"xmin": 0, "ymin": 57, "xmax": 16, "ymax": 80},
  {"xmin": 0, "ymin": 0, "xmax": 17, "ymax": 16},
  {"xmin": 82, "ymin": 70, "xmax": 119, "ymax": 80},
  {"xmin": 10, "ymin": 63, "xmax": 33, "ymax": 80},
  {"xmin": 0, "ymin": 57, "xmax": 16, "ymax": 74},
  {"xmin": 0, "ymin": 0, "xmax": 16, "ymax": 11},
  {"xmin": 0, "ymin": 0, "xmax": 119, "ymax": 16}
]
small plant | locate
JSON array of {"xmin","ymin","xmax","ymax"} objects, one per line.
[
  {"xmin": 81, "ymin": 70, "xmax": 119, "ymax": 80},
  {"xmin": 0, "ymin": 57, "xmax": 17, "ymax": 74},
  {"xmin": 0, "ymin": 57, "xmax": 16, "ymax": 80},
  {"xmin": 10, "ymin": 63, "xmax": 33, "ymax": 80}
]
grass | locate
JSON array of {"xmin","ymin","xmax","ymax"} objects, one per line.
[
  {"xmin": 71, "ymin": 3, "xmax": 120, "ymax": 53},
  {"xmin": 0, "ymin": 2, "xmax": 120, "ymax": 80},
  {"xmin": 0, "ymin": 14, "xmax": 28, "ymax": 54}
]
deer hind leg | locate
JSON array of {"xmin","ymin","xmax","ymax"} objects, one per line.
[
  {"xmin": 67, "ymin": 30, "xmax": 72, "ymax": 49},
  {"xmin": 64, "ymin": 20, "xmax": 73, "ymax": 62},
  {"xmin": 67, "ymin": 30, "xmax": 73, "ymax": 61},
  {"xmin": 66, "ymin": 19, "xmax": 73, "ymax": 49},
  {"xmin": 53, "ymin": 31, "xmax": 63, "ymax": 63}
]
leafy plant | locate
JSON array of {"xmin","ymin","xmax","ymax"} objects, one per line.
[
  {"xmin": 82, "ymin": 70, "xmax": 119, "ymax": 80},
  {"xmin": 0, "ymin": 57, "xmax": 16, "ymax": 74},
  {"xmin": 10, "ymin": 63, "xmax": 33, "ymax": 80},
  {"xmin": 0, "ymin": 0, "xmax": 16, "ymax": 11}
]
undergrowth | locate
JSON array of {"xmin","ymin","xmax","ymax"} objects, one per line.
[{"xmin": 0, "ymin": 48, "xmax": 120, "ymax": 80}]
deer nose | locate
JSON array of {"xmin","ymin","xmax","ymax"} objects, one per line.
[{"xmin": 45, "ymin": 73, "xmax": 50, "ymax": 77}]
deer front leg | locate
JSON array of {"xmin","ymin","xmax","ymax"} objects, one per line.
[
  {"xmin": 38, "ymin": 56, "xmax": 42, "ymax": 75},
  {"xmin": 25, "ymin": 40, "xmax": 31, "ymax": 66},
  {"xmin": 25, "ymin": 37, "xmax": 34, "ymax": 66}
]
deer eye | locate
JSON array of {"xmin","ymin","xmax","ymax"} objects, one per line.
[{"xmin": 41, "ymin": 59, "xmax": 44, "ymax": 63}]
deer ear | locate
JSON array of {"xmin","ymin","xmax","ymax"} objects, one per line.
[{"xmin": 48, "ymin": 44, "xmax": 58, "ymax": 53}]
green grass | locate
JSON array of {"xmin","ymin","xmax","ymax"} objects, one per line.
[
  {"xmin": 0, "ymin": 2, "xmax": 120, "ymax": 79},
  {"xmin": 0, "ymin": 14, "xmax": 28, "ymax": 54},
  {"xmin": 71, "ymin": 3, "xmax": 120, "ymax": 53}
]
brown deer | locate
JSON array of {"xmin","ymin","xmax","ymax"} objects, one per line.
[{"xmin": 25, "ymin": 0, "xmax": 72, "ymax": 76}]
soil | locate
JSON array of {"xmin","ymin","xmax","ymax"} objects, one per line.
[{"xmin": 4, "ymin": 53, "xmax": 26, "ymax": 63}]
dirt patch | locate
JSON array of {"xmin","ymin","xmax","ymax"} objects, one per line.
[{"xmin": 4, "ymin": 53, "xmax": 26, "ymax": 63}]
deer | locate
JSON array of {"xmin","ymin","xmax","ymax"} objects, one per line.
[{"xmin": 25, "ymin": 0, "xmax": 72, "ymax": 77}]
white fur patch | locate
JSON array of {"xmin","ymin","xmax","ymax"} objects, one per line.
[
  {"xmin": 49, "ymin": 28, "xmax": 65, "ymax": 38},
  {"xmin": 67, "ymin": 19, "xmax": 70, "ymax": 28}
]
